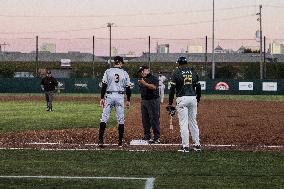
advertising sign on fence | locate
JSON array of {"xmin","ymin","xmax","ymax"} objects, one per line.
[
  {"xmin": 215, "ymin": 82, "xmax": 230, "ymax": 91},
  {"xmin": 262, "ymin": 82, "xmax": 278, "ymax": 91},
  {"xmin": 199, "ymin": 81, "xmax": 206, "ymax": 90},
  {"xmin": 239, "ymin": 82, "xmax": 254, "ymax": 91}
]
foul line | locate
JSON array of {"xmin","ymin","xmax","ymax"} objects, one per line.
[
  {"xmin": 0, "ymin": 176, "xmax": 155, "ymax": 189},
  {"xmin": 25, "ymin": 142, "xmax": 284, "ymax": 149}
]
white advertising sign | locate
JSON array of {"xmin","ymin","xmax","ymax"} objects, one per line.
[
  {"xmin": 239, "ymin": 82, "xmax": 254, "ymax": 91},
  {"xmin": 199, "ymin": 81, "xmax": 206, "ymax": 91},
  {"xmin": 262, "ymin": 82, "xmax": 278, "ymax": 91}
]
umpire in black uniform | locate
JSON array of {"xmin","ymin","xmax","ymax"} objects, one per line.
[
  {"xmin": 40, "ymin": 70, "xmax": 58, "ymax": 111},
  {"xmin": 137, "ymin": 66, "xmax": 161, "ymax": 144}
]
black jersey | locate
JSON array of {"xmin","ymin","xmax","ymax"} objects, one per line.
[
  {"xmin": 41, "ymin": 76, "xmax": 58, "ymax": 92},
  {"xmin": 139, "ymin": 73, "xmax": 159, "ymax": 100},
  {"xmin": 170, "ymin": 67, "xmax": 199, "ymax": 97}
]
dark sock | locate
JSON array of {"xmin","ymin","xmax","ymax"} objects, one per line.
[
  {"xmin": 99, "ymin": 122, "xmax": 106, "ymax": 142},
  {"xmin": 118, "ymin": 124, "xmax": 124, "ymax": 142}
]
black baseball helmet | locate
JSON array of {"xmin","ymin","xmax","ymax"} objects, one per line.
[
  {"xmin": 176, "ymin": 56, "xmax": 187, "ymax": 64},
  {"xmin": 114, "ymin": 56, "xmax": 124, "ymax": 64}
]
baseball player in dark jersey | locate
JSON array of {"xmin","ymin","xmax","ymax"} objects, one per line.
[
  {"xmin": 98, "ymin": 56, "xmax": 131, "ymax": 148},
  {"xmin": 167, "ymin": 56, "xmax": 201, "ymax": 153},
  {"xmin": 40, "ymin": 70, "xmax": 58, "ymax": 111}
]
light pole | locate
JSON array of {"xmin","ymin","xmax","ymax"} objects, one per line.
[
  {"xmin": 92, "ymin": 35, "xmax": 95, "ymax": 78},
  {"xmin": 257, "ymin": 5, "xmax": 263, "ymax": 79},
  {"xmin": 107, "ymin": 23, "xmax": 114, "ymax": 68},
  {"xmin": 212, "ymin": 0, "xmax": 215, "ymax": 80}
]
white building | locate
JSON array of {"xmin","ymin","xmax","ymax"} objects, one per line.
[
  {"xmin": 269, "ymin": 42, "xmax": 284, "ymax": 54},
  {"xmin": 40, "ymin": 43, "xmax": 56, "ymax": 53},
  {"xmin": 157, "ymin": 44, "xmax": 169, "ymax": 53},
  {"xmin": 188, "ymin": 45, "xmax": 203, "ymax": 53}
]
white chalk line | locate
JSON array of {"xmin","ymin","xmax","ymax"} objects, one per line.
[
  {"xmin": 25, "ymin": 142, "xmax": 284, "ymax": 148},
  {"xmin": 0, "ymin": 176, "xmax": 155, "ymax": 189}
]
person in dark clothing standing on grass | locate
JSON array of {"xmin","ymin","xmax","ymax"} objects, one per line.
[
  {"xmin": 40, "ymin": 70, "xmax": 58, "ymax": 111},
  {"xmin": 137, "ymin": 66, "xmax": 161, "ymax": 144}
]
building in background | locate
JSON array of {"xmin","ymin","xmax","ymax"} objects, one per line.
[
  {"xmin": 188, "ymin": 45, "xmax": 203, "ymax": 53},
  {"xmin": 214, "ymin": 45, "xmax": 225, "ymax": 53},
  {"xmin": 40, "ymin": 43, "xmax": 56, "ymax": 53},
  {"xmin": 157, "ymin": 44, "xmax": 170, "ymax": 53},
  {"xmin": 269, "ymin": 41, "xmax": 284, "ymax": 54}
]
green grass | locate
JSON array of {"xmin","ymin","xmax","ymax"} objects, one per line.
[
  {"xmin": 0, "ymin": 101, "xmax": 117, "ymax": 133},
  {"xmin": 0, "ymin": 93, "xmax": 283, "ymax": 101},
  {"xmin": 0, "ymin": 150, "xmax": 283, "ymax": 189},
  {"xmin": 202, "ymin": 95, "xmax": 284, "ymax": 101}
]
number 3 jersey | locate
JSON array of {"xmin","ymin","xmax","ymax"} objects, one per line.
[
  {"xmin": 102, "ymin": 67, "xmax": 131, "ymax": 92},
  {"xmin": 170, "ymin": 67, "xmax": 199, "ymax": 97}
]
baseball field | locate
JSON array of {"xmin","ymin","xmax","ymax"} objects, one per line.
[{"xmin": 0, "ymin": 94, "xmax": 283, "ymax": 189}]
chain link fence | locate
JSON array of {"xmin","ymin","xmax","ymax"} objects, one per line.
[{"xmin": 0, "ymin": 36, "xmax": 284, "ymax": 79}]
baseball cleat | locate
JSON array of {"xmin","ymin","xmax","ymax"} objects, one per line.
[
  {"xmin": 193, "ymin": 145, "xmax": 201, "ymax": 152},
  {"xmin": 149, "ymin": 138, "xmax": 160, "ymax": 144},
  {"xmin": 178, "ymin": 147, "xmax": 190, "ymax": 153}
]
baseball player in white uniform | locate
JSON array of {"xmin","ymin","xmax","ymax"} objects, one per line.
[
  {"xmin": 98, "ymin": 56, "xmax": 131, "ymax": 147},
  {"xmin": 158, "ymin": 72, "xmax": 167, "ymax": 103},
  {"xmin": 167, "ymin": 56, "xmax": 201, "ymax": 153}
]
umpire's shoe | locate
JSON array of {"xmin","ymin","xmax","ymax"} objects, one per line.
[
  {"xmin": 193, "ymin": 145, "xmax": 201, "ymax": 152},
  {"xmin": 118, "ymin": 140, "xmax": 123, "ymax": 147},
  {"xmin": 98, "ymin": 140, "xmax": 104, "ymax": 148},
  {"xmin": 149, "ymin": 138, "xmax": 160, "ymax": 144}
]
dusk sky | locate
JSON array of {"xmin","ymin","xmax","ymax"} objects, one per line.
[{"xmin": 1, "ymin": 0, "xmax": 284, "ymax": 55}]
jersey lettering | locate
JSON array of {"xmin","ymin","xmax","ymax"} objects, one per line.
[
  {"xmin": 183, "ymin": 74, "xmax": 192, "ymax": 85},
  {"xmin": 115, "ymin": 74, "xmax": 120, "ymax": 83}
]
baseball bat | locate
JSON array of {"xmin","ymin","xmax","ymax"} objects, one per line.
[{"xmin": 169, "ymin": 115, "xmax": 173, "ymax": 130}]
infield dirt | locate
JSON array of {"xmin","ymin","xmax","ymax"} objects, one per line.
[{"xmin": 0, "ymin": 96, "xmax": 283, "ymax": 152}]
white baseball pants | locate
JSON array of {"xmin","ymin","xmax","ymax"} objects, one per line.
[{"xmin": 176, "ymin": 96, "xmax": 200, "ymax": 148}]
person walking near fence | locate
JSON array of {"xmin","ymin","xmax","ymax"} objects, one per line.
[
  {"xmin": 98, "ymin": 56, "xmax": 131, "ymax": 148},
  {"xmin": 167, "ymin": 56, "xmax": 201, "ymax": 153},
  {"xmin": 40, "ymin": 70, "xmax": 58, "ymax": 111},
  {"xmin": 138, "ymin": 66, "xmax": 161, "ymax": 144}
]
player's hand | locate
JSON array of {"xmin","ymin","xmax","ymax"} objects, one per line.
[
  {"xmin": 138, "ymin": 78, "xmax": 146, "ymax": 85},
  {"xmin": 125, "ymin": 101, "xmax": 130, "ymax": 108},
  {"xmin": 100, "ymin": 99, "xmax": 105, "ymax": 108},
  {"xmin": 196, "ymin": 97, "xmax": 200, "ymax": 103}
]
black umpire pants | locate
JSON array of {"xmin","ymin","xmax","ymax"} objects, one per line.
[
  {"xmin": 45, "ymin": 91, "xmax": 54, "ymax": 109},
  {"xmin": 141, "ymin": 97, "xmax": 160, "ymax": 140}
]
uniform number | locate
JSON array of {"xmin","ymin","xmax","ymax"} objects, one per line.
[
  {"xmin": 115, "ymin": 74, "xmax": 120, "ymax": 83},
  {"xmin": 183, "ymin": 74, "xmax": 192, "ymax": 85}
]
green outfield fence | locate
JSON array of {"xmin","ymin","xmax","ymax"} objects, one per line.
[{"xmin": 0, "ymin": 78, "xmax": 283, "ymax": 95}]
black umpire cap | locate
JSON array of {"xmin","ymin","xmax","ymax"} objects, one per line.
[
  {"xmin": 137, "ymin": 65, "xmax": 149, "ymax": 73},
  {"xmin": 47, "ymin": 70, "xmax": 51, "ymax": 74},
  {"xmin": 114, "ymin": 56, "xmax": 124, "ymax": 64}
]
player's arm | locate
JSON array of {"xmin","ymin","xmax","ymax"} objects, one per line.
[
  {"xmin": 125, "ymin": 85, "xmax": 131, "ymax": 108},
  {"xmin": 138, "ymin": 79, "xmax": 157, "ymax": 90},
  {"xmin": 195, "ymin": 83, "xmax": 201, "ymax": 103},
  {"xmin": 100, "ymin": 82, "xmax": 107, "ymax": 99},
  {"xmin": 99, "ymin": 82, "xmax": 107, "ymax": 108},
  {"xmin": 125, "ymin": 86, "xmax": 131, "ymax": 101},
  {"xmin": 40, "ymin": 79, "xmax": 44, "ymax": 91},
  {"xmin": 168, "ymin": 82, "xmax": 176, "ymax": 106},
  {"xmin": 195, "ymin": 75, "xmax": 201, "ymax": 103}
]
